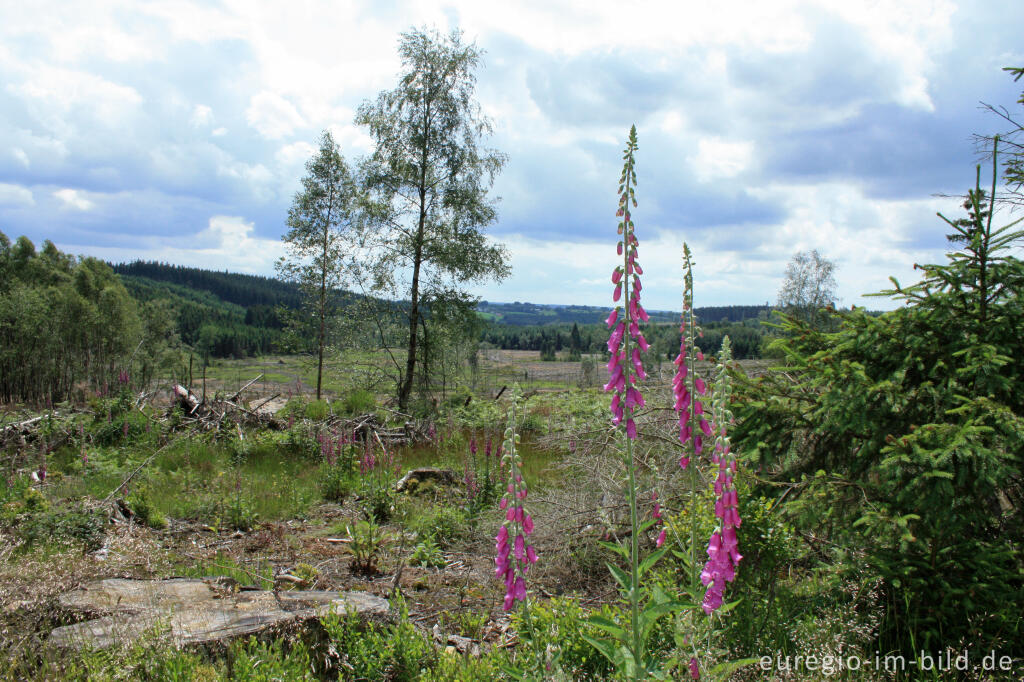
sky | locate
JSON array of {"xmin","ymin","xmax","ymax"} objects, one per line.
[{"xmin": 1, "ymin": 0, "xmax": 1022, "ymax": 312}]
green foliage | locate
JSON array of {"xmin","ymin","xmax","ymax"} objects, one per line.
[
  {"xmin": 340, "ymin": 388, "xmax": 376, "ymax": 415},
  {"xmin": 126, "ymin": 484, "xmax": 168, "ymax": 530},
  {"xmin": 0, "ymin": 237, "xmax": 140, "ymax": 403},
  {"xmin": 228, "ymin": 636, "xmax": 313, "ymax": 681},
  {"xmin": 277, "ymin": 129, "xmax": 358, "ymax": 401},
  {"xmin": 408, "ymin": 505, "xmax": 468, "ymax": 549},
  {"xmin": 320, "ymin": 463, "xmax": 356, "ymax": 502},
  {"xmin": 222, "ymin": 494, "xmax": 258, "ymax": 531},
  {"xmin": 732, "ymin": 151, "xmax": 1024, "ymax": 656},
  {"xmin": 346, "ymin": 518, "xmax": 388, "ymax": 573},
  {"xmin": 322, "ymin": 600, "xmax": 436, "ymax": 679},
  {"xmin": 303, "ymin": 399, "xmax": 330, "ymax": 421},
  {"xmin": 11, "ymin": 503, "xmax": 107, "ymax": 551},
  {"xmin": 512, "ymin": 597, "xmax": 613, "ymax": 680},
  {"xmin": 355, "ymin": 27, "xmax": 510, "ymax": 409},
  {"xmin": 409, "ymin": 536, "xmax": 445, "ymax": 568}
]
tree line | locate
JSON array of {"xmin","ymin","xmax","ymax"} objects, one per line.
[{"xmin": 0, "ymin": 235, "xmax": 181, "ymax": 403}]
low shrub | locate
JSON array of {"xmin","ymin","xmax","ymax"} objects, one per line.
[{"xmin": 340, "ymin": 389, "xmax": 376, "ymax": 416}]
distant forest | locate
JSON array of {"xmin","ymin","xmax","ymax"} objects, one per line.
[{"xmin": 108, "ymin": 260, "xmax": 772, "ymax": 359}]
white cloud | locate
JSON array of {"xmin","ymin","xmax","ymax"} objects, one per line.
[
  {"xmin": 246, "ymin": 91, "xmax": 305, "ymax": 139},
  {"xmin": 0, "ymin": 183, "xmax": 34, "ymax": 206},
  {"xmin": 189, "ymin": 104, "xmax": 214, "ymax": 128},
  {"xmin": 275, "ymin": 141, "xmax": 316, "ymax": 168},
  {"xmin": 690, "ymin": 137, "xmax": 755, "ymax": 182},
  {"xmin": 12, "ymin": 148, "xmax": 30, "ymax": 167},
  {"xmin": 53, "ymin": 188, "xmax": 94, "ymax": 210},
  {"xmin": 60, "ymin": 215, "xmax": 285, "ymax": 275}
]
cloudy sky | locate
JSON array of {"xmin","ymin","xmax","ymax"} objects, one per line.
[{"xmin": 1, "ymin": 0, "xmax": 1022, "ymax": 311}]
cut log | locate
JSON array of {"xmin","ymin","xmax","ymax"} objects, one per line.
[{"xmin": 48, "ymin": 578, "xmax": 390, "ymax": 650}]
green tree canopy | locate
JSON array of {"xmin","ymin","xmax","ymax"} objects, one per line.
[
  {"xmin": 276, "ymin": 130, "xmax": 357, "ymax": 400},
  {"xmin": 355, "ymin": 27, "xmax": 509, "ymax": 409},
  {"xmin": 733, "ymin": 152, "xmax": 1024, "ymax": 655}
]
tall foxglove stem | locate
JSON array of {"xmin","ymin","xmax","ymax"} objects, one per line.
[
  {"xmin": 701, "ymin": 337, "xmax": 742, "ymax": 614},
  {"xmin": 673, "ymin": 244, "xmax": 708, "ymax": 593},
  {"xmin": 605, "ymin": 125, "xmax": 650, "ymax": 675}
]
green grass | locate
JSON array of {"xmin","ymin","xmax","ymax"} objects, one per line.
[
  {"xmin": 176, "ymin": 552, "xmax": 275, "ymax": 587},
  {"xmin": 49, "ymin": 436, "xmax": 322, "ymax": 526}
]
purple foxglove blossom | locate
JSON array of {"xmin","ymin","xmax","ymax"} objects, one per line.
[
  {"xmin": 656, "ymin": 529, "xmax": 667, "ymax": 547},
  {"xmin": 606, "ymin": 308, "xmax": 618, "ymax": 329},
  {"xmin": 613, "ymin": 283, "xmax": 622, "ymax": 301},
  {"xmin": 626, "ymin": 418, "xmax": 637, "ymax": 439},
  {"xmin": 635, "ymin": 334, "xmax": 650, "ymax": 351},
  {"xmin": 695, "ymin": 377, "xmax": 707, "ymax": 395},
  {"xmin": 679, "ymin": 456, "xmax": 690, "ymax": 469}
]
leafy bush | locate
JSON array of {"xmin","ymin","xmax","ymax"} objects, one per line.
[
  {"xmin": 320, "ymin": 464, "xmax": 355, "ymax": 502},
  {"xmin": 223, "ymin": 495, "xmax": 258, "ymax": 531},
  {"xmin": 126, "ymin": 484, "xmax": 168, "ymax": 530},
  {"xmin": 408, "ymin": 505, "xmax": 468, "ymax": 549},
  {"xmin": 304, "ymin": 399, "xmax": 330, "ymax": 421},
  {"xmin": 322, "ymin": 601, "xmax": 436, "ymax": 681},
  {"xmin": 14, "ymin": 504, "xmax": 106, "ymax": 551},
  {"xmin": 511, "ymin": 597, "xmax": 612, "ymax": 681},
  {"xmin": 340, "ymin": 389, "xmax": 376, "ymax": 416}
]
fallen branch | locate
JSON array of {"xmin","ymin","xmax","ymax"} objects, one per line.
[{"xmin": 229, "ymin": 374, "xmax": 264, "ymax": 402}]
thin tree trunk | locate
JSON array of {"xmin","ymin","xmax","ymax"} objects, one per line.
[
  {"xmin": 398, "ymin": 106, "xmax": 431, "ymax": 411},
  {"xmin": 316, "ymin": 182, "xmax": 336, "ymax": 402}
]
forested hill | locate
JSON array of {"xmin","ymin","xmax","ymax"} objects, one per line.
[
  {"xmin": 477, "ymin": 300, "xmax": 771, "ymax": 326},
  {"xmin": 112, "ymin": 261, "xmax": 303, "ymax": 309},
  {"xmin": 107, "ymin": 260, "xmax": 773, "ymax": 359},
  {"xmin": 112, "ymin": 261, "xmax": 772, "ymax": 327}
]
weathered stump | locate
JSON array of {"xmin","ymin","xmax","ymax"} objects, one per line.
[{"xmin": 395, "ymin": 467, "xmax": 458, "ymax": 492}]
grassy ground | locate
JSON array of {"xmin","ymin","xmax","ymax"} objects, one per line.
[{"xmin": 0, "ymin": 358, "xmax": 900, "ymax": 681}]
